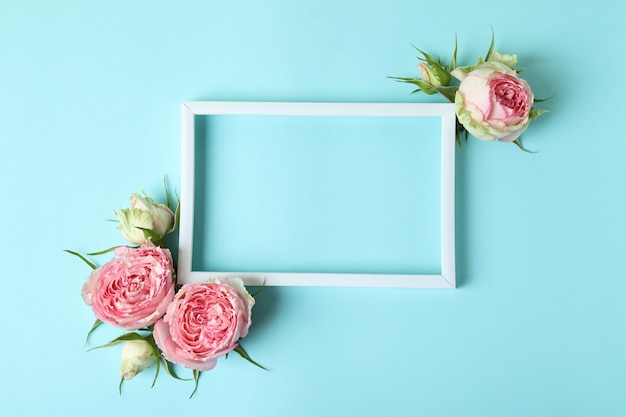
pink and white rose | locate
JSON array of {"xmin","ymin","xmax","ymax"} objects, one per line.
[
  {"xmin": 82, "ymin": 242, "xmax": 175, "ymax": 330},
  {"xmin": 454, "ymin": 61, "xmax": 534, "ymax": 142},
  {"xmin": 153, "ymin": 277, "xmax": 254, "ymax": 371}
]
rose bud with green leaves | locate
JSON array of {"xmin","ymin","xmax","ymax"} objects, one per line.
[
  {"xmin": 120, "ymin": 339, "xmax": 156, "ymax": 380},
  {"xmin": 115, "ymin": 192, "xmax": 175, "ymax": 245},
  {"xmin": 391, "ymin": 32, "xmax": 549, "ymax": 150},
  {"xmin": 418, "ymin": 61, "xmax": 451, "ymax": 90},
  {"xmin": 388, "ymin": 44, "xmax": 457, "ymax": 98}
]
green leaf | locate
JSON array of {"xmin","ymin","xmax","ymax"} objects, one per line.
[
  {"xmin": 534, "ymin": 92, "xmax": 556, "ymax": 103},
  {"xmin": 433, "ymin": 85, "xmax": 459, "ymax": 103},
  {"xmin": 251, "ymin": 286, "xmax": 265, "ymax": 299},
  {"xmin": 164, "ymin": 177, "xmax": 174, "ymax": 212},
  {"xmin": 171, "ymin": 189, "xmax": 181, "ymax": 234},
  {"xmin": 163, "ymin": 176, "xmax": 181, "ymax": 235},
  {"xmin": 512, "ymin": 138, "xmax": 536, "ymax": 153},
  {"xmin": 64, "ymin": 250, "xmax": 97, "ymax": 270},
  {"xmin": 136, "ymin": 226, "xmax": 164, "ymax": 245},
  {"xmin": 159, "ymin": 358, "xmax": 191, "ymax": 381},
  {"xmin": 234, "ymin": 344, "xmax": 268, "ymax": 371},
  {"xmin": 144, "ymin": 334, "xmax": 190, "ymax": 382},
  {"xmin": 86, "ymin": 246, "xmax": 120, "ymax": 256},
  {"xmin": 250, "ymin": 279, "xmax": 267, "ymax": 298},
  {"xmin": 151, "ymin": 357, "xmax": 160, "ymax": 388},
  {"xmin": 450, "ymin": 33, "xmax": 458, "ymax": 70},
  {"xmin": 454, "ymin": 120, "xmax": 469, "ymax": 152},
  {"xmin": 413, "ymin": 45, "xmax": 439, "ymax": 65},
  {"xmin": 388, "ymin": 76, "xmax": 437, "ymax": 94},
  {"xmin": 189, "ymin": 370, "xmax": 200, "ymax": 399},
  {"xmin": 141, "ymin": 334, "xmax": 161, "ymax": 388},
  {"xmin": 485, "ymin": 28, "xmax": 495, "ymax": 61},
  {"xmin": 412, "ymin": 80, "xmax": 437, "ymax": 94},
  {"xmin": 529, "ymin": 108, "xmax": 550, "ymax": 120},
  {"xmin": 87, "ymin": 332, "xmax": 145, "ymax": 352},
  {"xmin": 85, "ymin": 319, "xmax": 103, "ymax": 347}
]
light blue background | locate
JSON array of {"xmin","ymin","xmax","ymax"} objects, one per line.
[
  {"xmin": 1, "ymin": 1, "xmax": 624, "ymax": 416},
  {"xmin": 194, "ymin": 115, "xmax": 441, "ymax": 274}
]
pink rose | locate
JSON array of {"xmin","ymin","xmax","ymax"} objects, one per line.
[
  {"xmin": 153, "ymin": 277, "xmax": 254, "ymax": 371},
  {"xmin": 81, "ymin": 242, "xmax": 175, "ymax": 330},
  {"xmin": 455, "ymin": 61, "xmax": 534, "ymax": 142}
]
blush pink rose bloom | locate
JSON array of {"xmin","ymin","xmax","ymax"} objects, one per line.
[
  {"xmin": 81, "ymin": 242, "xmax": 175, "ymax": 330},
  {"xmin": 153, "ymin": 277, "xmax": 254, "ymax": 371},
  {"xmin": 455, "ymin": 61, "xmax": 534, "ymax": 142}
]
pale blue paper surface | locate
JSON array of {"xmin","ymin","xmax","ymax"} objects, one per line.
[
  {"xmin": 1, "ymin": 1, "xmax": 625, "ymax": 416},
  {"xmin": 193, "ymin": 115, "xmax": 441, "ymax": 274}
]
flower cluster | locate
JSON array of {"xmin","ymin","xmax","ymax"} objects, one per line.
[
  {"xmin": 68, "ymin": 183, "xmax": 264, "ymax": 397},
  {"xmin": 390, "ymin": 32, "xmax": 549, "ymax": 150}
]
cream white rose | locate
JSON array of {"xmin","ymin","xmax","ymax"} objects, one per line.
[
  {"xmin": 120, "ymin": 340, "xmax": 156, "ymax": 380},
  {"xmin": 115, "ymin": 193, "xmax": 174, "ymax": 244}
]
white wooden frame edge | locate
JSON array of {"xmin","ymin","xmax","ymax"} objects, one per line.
[{"xmin": 179, "ymin": 101, "xmax": 456, "ymax": 288}]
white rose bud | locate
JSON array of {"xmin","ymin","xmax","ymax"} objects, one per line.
[
  {"xmin": 120, "ymin": 340, "xmax": 156, "ymax": 380},
  {"xmin": 418, "ymin": 61, "xmax": 451, "ymax": 88},
  {"xmin": 115, "ymin": 193, "xmax": 175, "ymax": 245}
]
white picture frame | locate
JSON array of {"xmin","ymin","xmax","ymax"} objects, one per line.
[{"xmin": 179, "ymin": 101, "xmax": 456, "ymax": 288}]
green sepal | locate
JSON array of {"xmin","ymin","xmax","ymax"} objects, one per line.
[
  {"xmin": 87, "ymin": 332, "xmax": 145, "ymax": 352},
  {"xmin": 65, "ymin": 250, "xmax": 97, "ymax": 270},
  {"xmin": 412, "ymin": 47, "xmax": 452, "ymax": 86},
  {"xmin": 529, "ymin": 108, "xmax": 549, "ymax": 120},
  {"xmin": 86, "ymin": 246, "xmax": 120, "ymax": 256},
  {"xmin": 140, "ymin": 334, "xmax": 190, "ymax": 382},
  {"xmin": 512, "ymin": 138, "xmax": 536, "ymax": 153},
  {"xmin": 164, "ymin": 177, "xmax": 174, "ymax": 213},
  {"xmin": 485, "ymin": 28, "xmax": 495, "ymax": 61},
  {"xmin": 164, "ymin": 177, "xmax": 181, "ymax": 234},
  {"xmin": 534, "ymin": 93, "xmax": 556, "ymax": 103},
  {"xmin": 234, "ymin": 344, "xmax": 268, "ymax": 371},
  {"xmin": 388, "ymin": 76, "xmax": 438, "ymax": 94},
  {"xmin": 89, "ymin": 331, "xmax": 162, "ymax": 391},
  {"xmin": 148, "ymin": 332, "xmax": 190, "ymax": 382},
  {"xmin": 136, "ymin": 226, "xmax": 164, "ymax": 246},
  {"xmin": 433, "ymin": 86, "xmax": 459, "ymax": 103},
  {"xmin": 450, "ymin": 60, "xmax": 485, "ymax": 81},
  {"xmin": 450, "ymin": 34, "xmax": 458, "ymax": 71},
  {"xmin": 454, "ymin": 124, "xmax": 469, "ymax": 152},
  {"xmin": 413, "ymin": 46, "xmax": 439, "ymax": 65},
  {"xmin": 141, "ymin": 334, "xmax": 161, "ymax": 388},
  {"xmin": 251, "ymin": 279, "xmax": 267, "ymax": 298},
  {"xmin": 172, "ymin": 190, "xmax": 180, "ymax": 234},
  {"xmin": 189, "ymin": 370, "xmax": 200, "ymax": 399},
  {"xmin": 85, "ymin": 319, "xmax": 103, "ymax": 347},
  {"xmin": 159, "ymin": 357, "xmax": 191, "ymax": 381}
]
